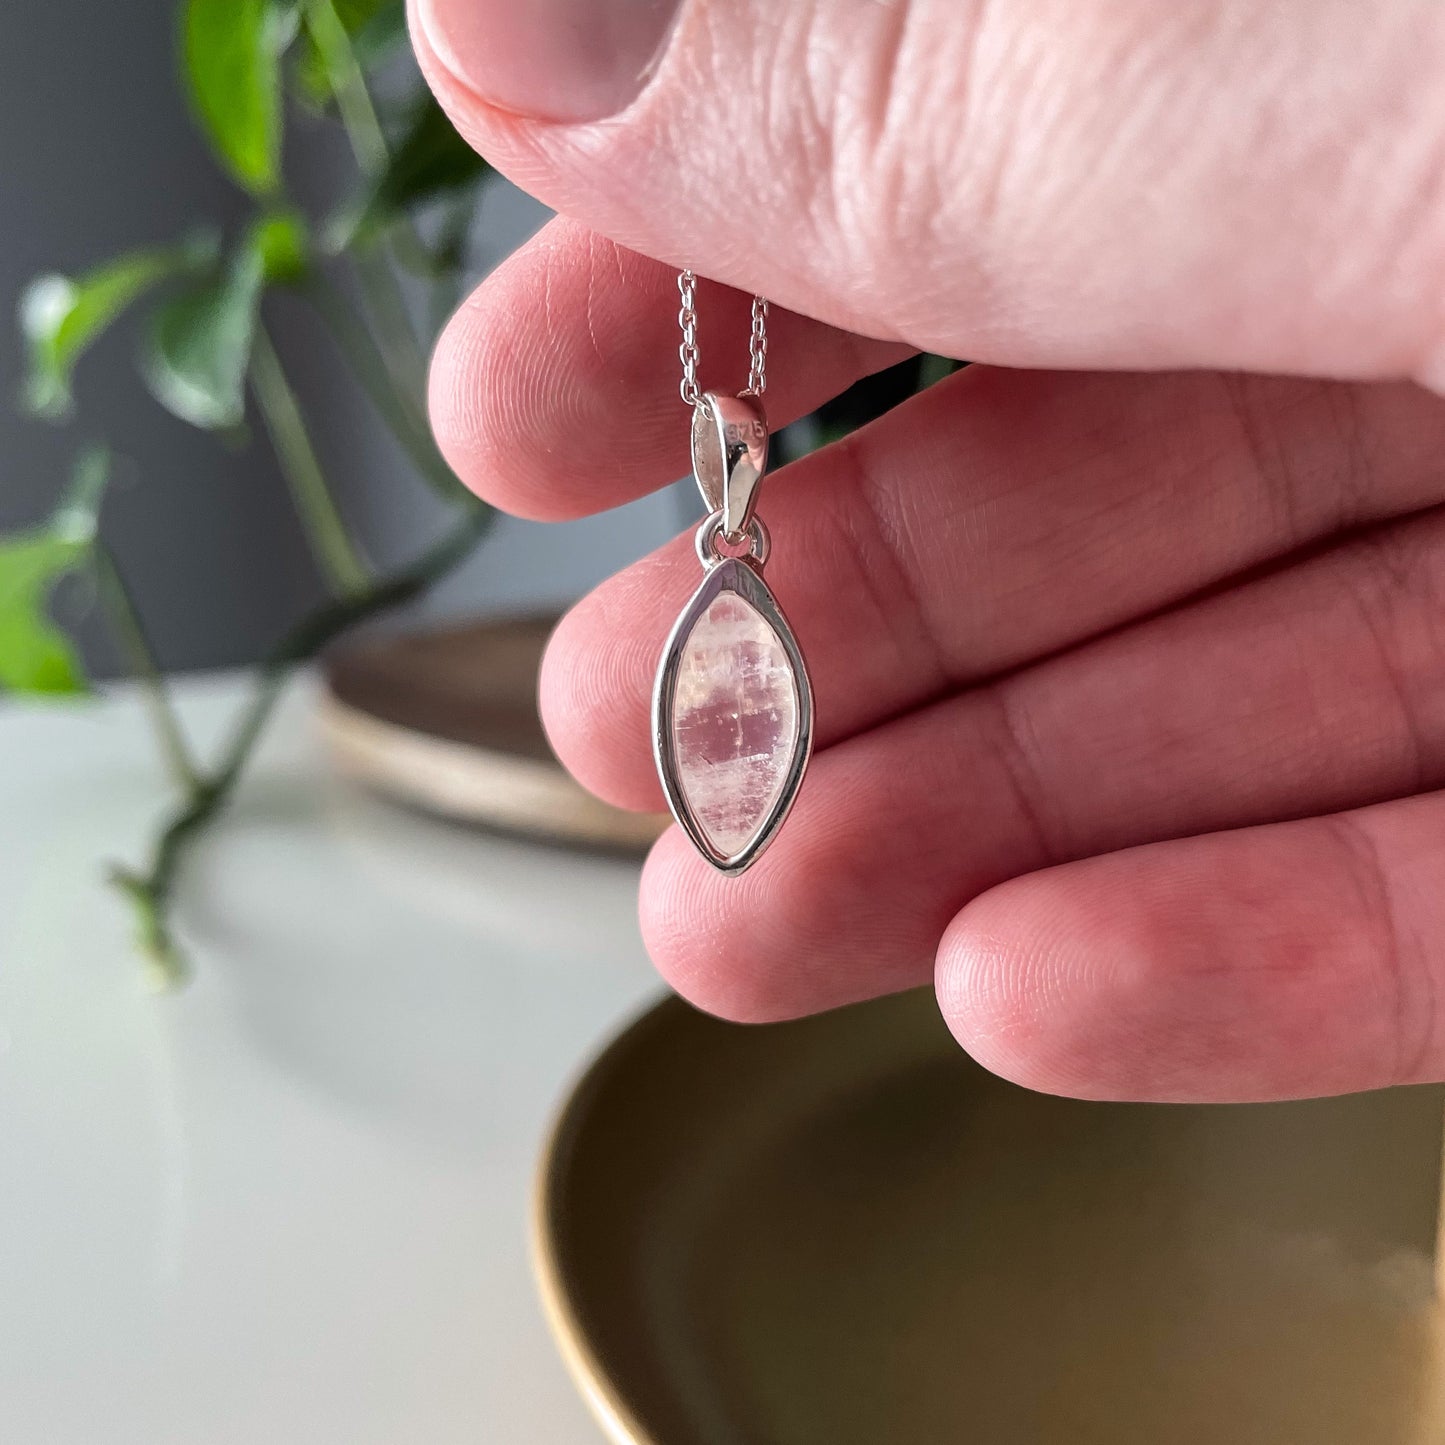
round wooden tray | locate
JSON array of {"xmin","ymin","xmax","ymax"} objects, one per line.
[
  {"xmin": 321, "ymin": 616, "xmax": 668, "ymax": 852},
  {"xmin": 536, "ymin": 990, "xmax": 1445, "ymax": 1445}
]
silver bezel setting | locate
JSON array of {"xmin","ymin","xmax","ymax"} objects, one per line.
[{"xmin": 652, "ymin": 551, "xmax": 813, "ymax": 875}]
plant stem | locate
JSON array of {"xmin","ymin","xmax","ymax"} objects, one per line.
[
  {"xmin": 94, "ymin": 546, "xmax": 205, "ymax": 799},
  {"xmin": 354, "ymin": 252, "xmax": 430, "ymax": 402},
  {"xmin": 110, "ymin": 503, "xmax": 494, "ymax": 987},
  {"xmin": 303, "ymin": 0, "xmax": 432, "ymax": 399},
  {"xmin": 303, "ymin": 0, "xmax": 389, "ymax": 177},
  {"xmin": 249, "ymin": 327, "xmax": 371, "ymax": 597},
  {"xmin": 304, "ymin": 275, "xmax": 467, "ymax": 504}
]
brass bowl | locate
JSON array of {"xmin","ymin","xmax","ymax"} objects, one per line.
[{"xmin": 536, "ymin": 990, "xmax": 1445, "ymax": 1444}]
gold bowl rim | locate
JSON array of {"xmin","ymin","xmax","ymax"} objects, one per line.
[{"xmin": 530, "ymin": 995, "xmax": 671, "ymax": 1445}]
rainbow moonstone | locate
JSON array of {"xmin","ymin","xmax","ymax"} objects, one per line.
[{"xmin": 669, "ymin": 590, "xmax": 800, "ymax": 859}]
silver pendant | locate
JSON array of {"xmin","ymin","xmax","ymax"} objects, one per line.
[{"xmin": 652, "ymin": 393, "xmax": 813, "ymax": 873}]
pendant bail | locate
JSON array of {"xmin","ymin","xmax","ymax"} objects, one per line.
[{"xmin": 689, "ymin": 391, "xmax": 770, "ymax": 542}]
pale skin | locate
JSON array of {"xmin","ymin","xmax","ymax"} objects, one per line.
[{"xmin": 410, "ymin": 0, "xmax": 1445, "ymax": 1104}]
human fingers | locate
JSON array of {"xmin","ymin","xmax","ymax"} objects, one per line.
[
  {"xmin": 414, "ymin": 0, "xmax": 1445, "ymax": 390},
  {"xmin": 539, "ymin": 368, "xmax": 1445, "ymax": 808},
  {"xmin": 637, "ymin": 506, "xmax": 1445, "ymax": 1025},
  {"xmin": 939, "ymin": 789, "xmax": 1445, "ymax": 1102},
  {"xmin": 429, "ymin": 216, "xmax": 910, "ymax": 518}
]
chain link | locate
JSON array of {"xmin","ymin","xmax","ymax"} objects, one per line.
[
  {"xmin": 677, "ymin": 269, "xmax": 702, "ymax": 406},
  {"xmin": 746, "ymin": 294, "xmax": 769, "ymax": 397},
  {"xmin": 677, "ymin": 270, "xmax": 769, "ymax": 406}
]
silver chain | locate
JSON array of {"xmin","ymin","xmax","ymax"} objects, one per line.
[
  {"xmin": 677, "ymin": 270, "xmax": 702, "ymax": 406},
  {"xmin": 678, "ymin": 270, "xmax": 769, "ymax": 406},
  {"xmin": 746, "ymin": 292, "xmax": 769, "ymax": 397}
]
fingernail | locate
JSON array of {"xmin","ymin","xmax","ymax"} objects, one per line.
[{"xmin": 417, "ymin": 0, "xmax": 682, "ymax": 123}]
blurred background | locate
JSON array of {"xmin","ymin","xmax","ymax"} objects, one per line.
[
  {"xmin": 0, "ymin": 0, "xmax": 689, "ymax": 679},
  {"xmin": 0, "ymin": 0, "xmax": 937, "ymax": 979}
]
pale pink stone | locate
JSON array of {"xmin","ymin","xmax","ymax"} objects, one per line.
[{"xmin": 671, "ymin": 591, "xmax": 800, "ymax": 857}]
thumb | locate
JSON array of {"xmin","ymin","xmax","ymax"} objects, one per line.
[{"xmin": 410, "ymin": 0, "xmax": 1445, "ymax": 392}]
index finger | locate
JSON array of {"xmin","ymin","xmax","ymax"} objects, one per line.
[{"xmin": 430, "ymin": 217, "xmax": 910, "ymax": 519}]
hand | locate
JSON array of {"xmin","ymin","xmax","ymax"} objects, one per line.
[{"xmin": 411, "ymin": 0, "xmax": 1445, "ymax": 1103}]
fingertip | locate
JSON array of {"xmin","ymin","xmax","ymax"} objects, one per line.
[
  {"xmin": 935, "ymin": 878, "xmax": 1109, "ymax": 1099},
  {"xmin": 428, "ymin": 221, "xmax": 691, "ymax": 520},
  {"xmin": 637, "ymin": 767, "xmax": 939, "ymax": 1024},
  {"xmin": 409, "ymin": 0, "xmax": 539, "ymax": 157},
  {"xmin": 638, "ymin": 831, "xmax": 802, "ymax": 1023},
  {"xmin": 428, "ymin": 292, "xmax": 496, "ymax": 506},
  {"xmin": 539, "ymin": 586, "xmax": 663, "ymax": 810},
  {"xmin": 935, "ymin": 837, "xmax": 1386, "ymax": 1104},
  {"xmin": 428, "ymin": 245, "xmax": 591, "ymax": 519}
]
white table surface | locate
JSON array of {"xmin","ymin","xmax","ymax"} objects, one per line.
[{"xmin": 0, "ymin": 673, "xmax": 661, "ymax": 1443}]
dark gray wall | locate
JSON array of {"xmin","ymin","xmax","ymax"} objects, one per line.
[{"xmin": 0, "ymin": 0, "xmax": 685, "ymax": 678}]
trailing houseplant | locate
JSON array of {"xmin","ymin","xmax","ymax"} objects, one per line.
[
  {"xmin": 2, "ymin": 0, "xmax": 955, "ymax": 989},
  {"xmin": 5, "ymin": 0, "xmax": 493, "ymax": 985}
]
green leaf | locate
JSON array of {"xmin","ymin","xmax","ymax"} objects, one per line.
[
  {"xmin": 0, "ymin": 449, "xmax": 111, "ymax": 697},
  {"xmin": 183, "ymin": 0, "xmax": 295, "ymax": 194},
  {"xmin": 292, "ymin": 0, "xmax": 405, "ymax": 105},
  {"xmin": 0, "ymin": 535, "xmax": 89, "ymax": 693},
  {"xmin": 342, "ymin": 93, "xmax": 487, "ymax": 244},
  {"xmin": 329, "ymin": 0, "xmax": 402, "ymax": 38},
  {"xmin": 20, "ymin": 249, "xmax": 191, "ymax": 419},
  {"xmin": 251, "ymin": 209, "xmax": 310, "ymax": 283},
  {"xmin": 141, "ymin": 242, "xmax": 267, "ymax": 430},
  {"xmin": 917, "ymin": 353, "xmax": 960, "ymax": 388}
]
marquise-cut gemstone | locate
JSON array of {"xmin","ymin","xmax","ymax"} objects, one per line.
[{"xmin": 670, "ymin": 590, "xmax": 800, "ymax": 858}]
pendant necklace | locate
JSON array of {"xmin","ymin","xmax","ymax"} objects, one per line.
[{"xmin": 651, "ymin": 272, "xmax": 814, "ymax": 873}]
